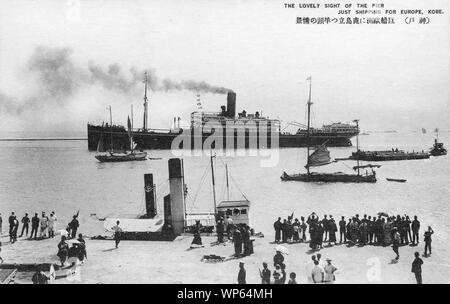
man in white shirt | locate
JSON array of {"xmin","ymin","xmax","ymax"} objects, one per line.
[
  {"xmin": 324, "ymin": 258, "xmax": 338, "ymax": 283},
  {"xmin": 48, "ymin": 212, "xmax": 57, "ymax": 238},
  {"xmin": 40, "ymin": 212, "xmax": 49, "ymax": 238},
  {"xmin": 305, "ymin": 255, "xmax": 317, "ymax": 283},
  {"xmin": 311, "ymin": 260, "xmax": 324, "ymax": 283},
  {"xmin": 111, "ymin": 221, "xmax": 123, "ymax": 248}
]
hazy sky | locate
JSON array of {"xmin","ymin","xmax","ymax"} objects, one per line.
[{"xmin": 0, "ymin": 0, "xmax": 449, "ymax": 137}]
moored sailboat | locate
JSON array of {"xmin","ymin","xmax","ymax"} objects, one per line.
[
  {"xmin": 280, "ymin": 77, "xmax": 376, "ymax": 183},
  {"xmin": 95, "ymin": 106, "xmax": 147, "ymax": 162}
]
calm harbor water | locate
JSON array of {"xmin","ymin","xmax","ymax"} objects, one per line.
[{"xmin": 1, "ymin": 132, "xmax": 449, "ymax": 256}]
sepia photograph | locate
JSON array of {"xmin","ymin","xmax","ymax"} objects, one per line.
[{"xmin": 0, "ymin": 0, "xmax": 449, "ymax": 290}]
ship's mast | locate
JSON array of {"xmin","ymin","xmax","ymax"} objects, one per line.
[
  {"xmin": 143, "ymin": 72, "xmax": 149, "ymax": 131},
  {"xmin": 354, "ymin": 119, "xmax": 360, "ymax": 175},
  {"xmin": 130, "ymin": 105, "xmax": 134, "ymax": 151},
  {"xmin": 109, "ymin": 105, "xmax": 113, "ymax": 151},
  {"xmin": 225, "ymin": 163, "xmax": 230, "ymax": 201},
  {"xmin": 210, "ymin": 150, "xmax": 217, "ymax": 215},
  {"xmin": 306, "ymin": 76, "xmax": 312, "ymax": 175}
]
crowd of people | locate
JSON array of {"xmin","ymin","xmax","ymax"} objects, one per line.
[
  {"xmin": 192, "ymin": 216, "xmax": 255, "ymax": 258},
  {"xmin": 0, "ymin": 211, "xmax": 81, "ymax": 243},
  {"xmin": 273, "ymin": 212, "xmax": 433, "ymax": 257},
  {"xmin": 237, "ymin": 252, "xmax": 339, "ymax": 284}
]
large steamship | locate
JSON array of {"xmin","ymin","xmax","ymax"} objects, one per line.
[{"xmin": 87, "ymin": 75, "xmax": 358, "ymax": 151}]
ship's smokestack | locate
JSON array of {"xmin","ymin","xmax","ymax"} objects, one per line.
[
  {"xmin": 168, "ymin": 158, "xmax": 186, "ymax": 235},
  {"xmin": 227, "ymin": 92, "xmax": 236, "ymax": 118}
]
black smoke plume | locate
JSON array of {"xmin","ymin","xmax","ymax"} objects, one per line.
[{"xmin": 0, "ymin": 46, "xmax": 233, "ymax": 115}]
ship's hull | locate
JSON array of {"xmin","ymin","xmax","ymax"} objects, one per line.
[
  {"xmin": 87, "ymin": 124, "xmax": 354, "ymax": 151},
  {"xmin": 280, "ymin": 171, "xmax": 377, "ymax": 183},
  {"xmin": 95, "ymin": 151, "xmax": 148, "ymax": 162},
  {"xmin": 349, "ymin": 151, "xmax": 430, "ymax": 161}
]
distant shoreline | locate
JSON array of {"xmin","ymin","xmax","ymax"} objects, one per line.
[{"xmin": 0, "ymin": 138, "xmax": 87, "ymax": 141}]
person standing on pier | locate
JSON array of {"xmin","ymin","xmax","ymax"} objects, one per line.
[
  {"xmin": 111, "ymin": 220, "xmax": 123, "ymax": 249},
  {"xmin": 8, "ymin": 212, "xmax": 15, "ymax": 237},
  {"xmin": 19, "ymin": 213, "xmax": 30, "ymax": 238},
  {"xmin": 339, "ymin": 216, "xmax": 346, "ymax": 243},
  {"xmin": 328, "ymin": 218, "xmax": 337, "ymax": 246},
  {"xmin": 293, "ymin": 218, "xmax": 300, "ymax": 242},
  {"xmin": 57, "ymin": 236, "xmax": 69, "ymax": 267},
  {"xmin": 405, "ymin": 216, "xmax": 412, "ymax": 244},
  {"xmin": 311, "ymin": 260, "xmax": 324, "ymax": 284},
  {"xmin": 411, "ymin": 251, "xmax": 423, "ymax": 284},
  {"xmin": 69, "ymin": 215, "xmax": 79, "ymax": 239},
  {"xmin": 324, "ymin": 258, "xmax": 337, "ymax": 284},
  {"xmin": 30, "ymin": 213, "xmax": 39, "ymax": 239},
  {"xmin": 48, "ymin": 212, "xmax": 57, "ymax": 238},
  {"xmin": 392, "ymin": 228, "xmax": 401, "ymax": 260},
  {"xmin": 237, "ymin": 262, "xmax": 246, "ymax": 284},
  {"xmin": 411, "ymin": 216, "xmax": 420, "ymax": 245},
  {"xmin": 40, "ymin": 212, "xmax": 49, "ymax": 238},
  {"xmin": 322, "ymin": 215, "xmax": 329, "ymax": 241},
  {"xmin": 77, "ymin": 233, "xmax": 87, "ymax": 264},
  {"xmin": 300, "ymin": 217, "xmax": 307, "ymax": 242},
  {"xmin": 273, "ymin": 217, "xmax": 282, "ymax": 243},
  {"xmin": 424, "ymin": 226, "xmax": 434, "ymax": 256},
  {"xmin": 259, "ymin": 262, "xmax": 271, "ymax": 284},
  {"xmin": 10, "ymin": 216, "xmax": 19, "ymax": 243},
  {"xmin": 232, "ymin": 227, "xmax": 242, "ymax": 256},
  {"xmin": 0, "ymin": 213, "xmax": 3, "ymax": 236},
  {"xmin": 216, "ymin": 217, "xmax": 224, "ymax": 243},
  {"xmin": 226, "ymin": 216, "xmax": 234, "ymax": 240},
  {"xmin": 281, "ymin": 219, "xmax": 288, "ymax": 243}
]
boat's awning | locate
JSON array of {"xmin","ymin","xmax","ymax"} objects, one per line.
[{"xmin": 217, "ymin": 200, "xmax": 251, "ymax": 209}]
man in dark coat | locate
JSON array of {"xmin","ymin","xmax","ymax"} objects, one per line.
[
  {"xmin": 216, "ymin": 218, "xmax": 225, "ymax": 243},
  {"xmin": 237, "ymin": 262, "xmax": 246, "ymax": 284},
  {"xmin": 20, "ymin": 213, "xmax": 30, "ymax": 237},
  {"xmin": 423, "ymin": 226, "xmax": 434, "ymax": 256},
  {"xmin": 233, "ymin": 228, "xmax": 242, "ymax": 256},
  {"xmin": 30, "ymin": 213, "xmax": 40, "ymax": 239},
  {"xmin": 328, "ymin": 219, "xmax": 337, "ymax": 245},
  {"xmin": 411, "ymin": 215, "xmax": 420, "ymax": 245},
  {"xmin": 273, "ymin": 217, "xmax": 282, "ymax": 243},
  {"xmin": 339, "ymin": 216, "xmax": 346, "ymax": 243},
  {"xmin": 69, "ymin": 215, "xmax": 79, "ymax": 239},
  {"xmin": 281, "ymin": 219, "xmax": 288, "ymax": 243},
  {"xmin": 8, "ymin": 212, "xmax": 15, "ymax": 236},
  {"xmin": 260, "ymin": 262, "xmax": 271, "ymax": 284},
  {"xmin": 411, "ymin": 251, "xmax": 423, "ymax": 284}
]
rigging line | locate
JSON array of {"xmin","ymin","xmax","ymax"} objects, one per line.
[
  {"xmin": 227, "ymin": 169, "xmax": 249, "ymax": 201},
  {"xmin": 188, "ymin": 164, "xmax": 210, "ymax": 206}
]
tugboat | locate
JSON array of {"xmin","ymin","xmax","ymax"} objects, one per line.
[
  {"xmin": 430, "ymin": 139, "xmax": 447, "ymax": 156},
  {"xmin": 280, "ymin": 77, "xmax": 376, "ymax": 183}
]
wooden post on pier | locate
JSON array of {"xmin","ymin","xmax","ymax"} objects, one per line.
[{"xmin": 144, "ymin": 173, "xmax": 156, "ymax": 218}]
